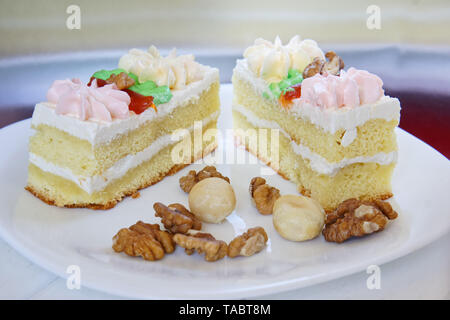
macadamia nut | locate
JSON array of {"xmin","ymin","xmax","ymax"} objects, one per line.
[
  {"xmin": 273, "ymin": 195, "xmax": 325, "ymax": 241},
  {"xmin": 188, "ymin": 177, "xmax": 236, "ymax": 223}
]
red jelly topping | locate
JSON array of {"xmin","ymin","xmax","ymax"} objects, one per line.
[
  {"xmin": 87, "ymin": 76, "xmax": 101, "ymax": 87},
  {"xmin": 123, "ymin": 89, "xmax": 155, "ymax": 114},
  {"xmin": 88, "ymin": 77, "xmax": 156, "ymax": 114},
  {"xmin": 279, "ymin": 83, "xmax": 302, "ymax": 108}
]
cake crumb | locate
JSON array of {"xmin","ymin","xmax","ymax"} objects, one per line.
[{"xmin": 131, "ymin": 192, "xmax": 140, "ymax": 199}]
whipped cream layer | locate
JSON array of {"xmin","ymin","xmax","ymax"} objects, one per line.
[
  {"xmin": 233, "ymin": 104, "xmax": 397, "ymax": 176},
  {"xmin": 31, "ymin": 66, "xmax": 219, "ymax": 146},
  {"xmin": 29, "ymin": 111, "xmax": 220, "ymax": 194},
  {"xmin": 233, "ymin": 59, "xmax": 401, "ymax": 135}
]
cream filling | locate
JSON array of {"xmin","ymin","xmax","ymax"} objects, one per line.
[
  {"xmin": 232, "ymin": 104, "xmax": 397, "ymax": 176},
  {"xmin": 341, "ymin": 128, "xmax": 357, "ymax": 147},
  {"xmin": 29, "ymin": 111, "xmax": 219, "ymax": 194},
  {"xmin": 31, "ymin": 66, "xmax": 219, "ymax": 146},
  {"xmin": 233, "ymin": 59, "xmax": 401, "ymax": 136}
]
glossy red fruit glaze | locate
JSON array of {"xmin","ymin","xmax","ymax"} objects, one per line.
[
  {"xmin": 123, "ymin": 89, "xmax": 155, "ymax": 114},
  {"xmin": 279, "ymin": 84, "xmax": 302, "ymax": 108}
]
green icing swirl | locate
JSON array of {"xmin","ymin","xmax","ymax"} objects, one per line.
[
  {"xmin": 92, "ymin": 68, "xmax": 128, "ymax": 80},
  {"xmin": 263, "ymin": 69, "xmax": 303, "ymax": 100},
  {"xmin": 128, "ymin": 81, "xmax": 172, "ymax": 106},
  {"xmin": 91, "ymin": 69, "xmax": 172, "ymax": 105}
]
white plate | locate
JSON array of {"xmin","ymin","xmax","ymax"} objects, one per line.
[{"xmin": 0, "ymin": 84, "xmax": 449, "ymax": 299}]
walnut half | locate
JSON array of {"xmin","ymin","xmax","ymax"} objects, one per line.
[
  {"xmin": 302, "ymin": 51, "xmax": 344, "ymax": 79},
  {"xmin": 249, "ymin": 177, "xmax": 281, "ymax": 215},
  {"xmin": 179, "ymin": 166, "xmax": 230, "ymax": 193},
  {"xmin": 228, "ymin": 227, "xmax": 268, "ymax": 258},
  {"xmin": 106, "ymin": 72, "xmax": 135, "ymax": 90},
  {"xmin": 302, "ymin": 57, "xmax": 324, "ymax": 79},
  {"xmin": 323, "ymin": 51, "xmax": 344, "ymax": 76},
  {"xmin": 154, "ymin": 202, "xmax": 202, "ymax": 234},
  {"xmin": 112, "ymin": 221, "xmax": 175, "ymax": 261},
  {"xmin": 173, "ymin": 232, "xmax": 228, "ymax": 262},
  {"xmin": 322, "ymin": 198, "xmax": 398, "ymax": 243}
]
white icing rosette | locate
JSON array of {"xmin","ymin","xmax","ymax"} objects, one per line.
[
  {"xmin": 243, "ymin": 35, "xmax": 325, "ymax": 83},
  {"xmin": 119, "ymin": 46, "xmax": 205, "ymax": 90}
]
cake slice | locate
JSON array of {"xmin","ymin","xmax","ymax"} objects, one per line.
[
  {"xmin": 26, "ymin": 46, "xmax": 220, "ymax": 209},
  {"xmin": 232, "ymin": 36, "xmax": 400, "ymax": 212}
]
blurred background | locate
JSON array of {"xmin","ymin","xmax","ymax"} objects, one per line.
[
  {"xmin": 1, "ymin": 0, "xmax": 450, "ymax": 55},
  {"xmin": 0, "ymin": 0, "xmax": 449, "ymax": 156}
]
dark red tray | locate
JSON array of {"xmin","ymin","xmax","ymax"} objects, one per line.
[{"xmin": 386, "ymin": 89, "xmax": 450, "ymax": 159}]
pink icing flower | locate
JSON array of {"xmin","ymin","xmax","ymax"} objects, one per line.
[
  {"xmin": 300, "ymin": 74, "xmax": 338, "ymax": 109},
  {"xmin": 46, "ymin": 78, "xmax": 130, "ymax": 122},
  {"xmin": 345, "ymin": 67, "xmax": 384, "ymax": 105},
  {"xmin": 299, "ymin": 68, "xmax": 384, "ymax": 109}
]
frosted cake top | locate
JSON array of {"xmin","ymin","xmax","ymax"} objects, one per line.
[
  {"xmin": 241, "ymin": 36, "xmax": 385, "ymax": 110},
  {"xmin": 119, "ymin": 46, "xmax": 205, "ymax": 90},
  {"xmin": 244, "ymin": 35, "xmax": 324, "ymax": 83}
]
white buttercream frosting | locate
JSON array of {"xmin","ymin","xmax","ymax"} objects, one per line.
[
  {"xmin": 232, "ymin": 104, "xmax": 397, "ymax": 176},
  {"xmin": 118, "ymin": 46, "xmax": 205, "ymax": 90},
  {"xmin": 289, "ymin": 142, "xmax": 397, "ymax": 176},
  {"xmin": 243, "ymin": 35, "xmax": 325, "ymax": 83},
  {"xmin": 233, "ymin": 59, "xmax": 401, "ymax": 134},
  {"xmin": 31, "ymin": 66, "xmax": 219, "ymax": 146},
  {"xmin": 29, "ymin": 111, "xmax": 220, "ymax": 194}
]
